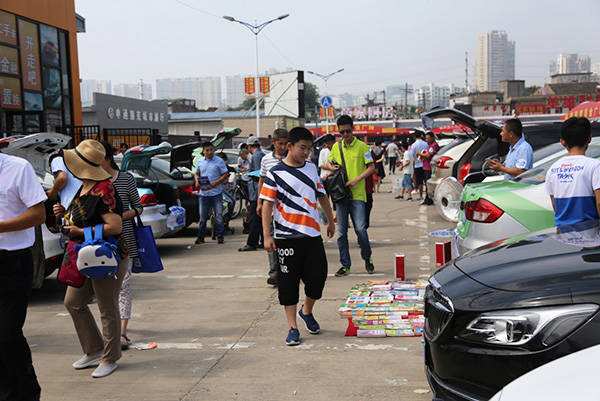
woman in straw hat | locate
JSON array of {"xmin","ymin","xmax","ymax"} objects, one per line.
[{"xmin": 53, "ymin": 139, "xmax": 129, "ymax": 378}]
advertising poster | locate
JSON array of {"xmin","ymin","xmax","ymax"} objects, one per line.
[
  {"xmin": 0, "ymin": 45, "xmax": 19, "ymax": 75},
  {"xmin": 18, "ymin": 19, "xmax": 42, "ymax": 91},
  {"xmin": 0, "ymin": 75, "xmax": 22, "ymax": 109},
  {"xmin": 40, "ymin": 24, "xmax": 60, "ymax": 67},
  {"xmin": 24, "ymin": 91, "xmax": 44, "ymax": 111},
  {"xmin": 43, "ymin": 67, "xmax": 62, "ymax": 109},
  {"xmin": 0, "ymin": 11, "xmax": 17, "ymax": 46}
]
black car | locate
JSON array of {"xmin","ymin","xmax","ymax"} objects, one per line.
[
  {"xmin": 421, "ymin": 108, "xmax": 600, "ymax": 190},
  {"xmin": 423, "ymin": 219, "xmax": 600, "ymax": 400}
]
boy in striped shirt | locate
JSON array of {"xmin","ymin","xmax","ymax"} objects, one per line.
[{"xmin": 260, "ymin": 127, "xmax": 335, "ymax": 346}]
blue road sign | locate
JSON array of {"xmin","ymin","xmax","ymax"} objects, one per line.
[{"xmin": 321, "ymin": 96, "xmax": 332, "ymax": 108}]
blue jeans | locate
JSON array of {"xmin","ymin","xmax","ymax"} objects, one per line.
[
  {"xmin": 198, "ymin": 194, "xmax": 224, "ymax": 238},
  {"xmin": 336, "ymin": 199, "xmax": 371, "ymax": 268}
]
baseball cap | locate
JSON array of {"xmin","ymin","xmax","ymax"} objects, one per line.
[{"xmin": 246, "ymin": 136, "xmax": 260, "ymax": 146}]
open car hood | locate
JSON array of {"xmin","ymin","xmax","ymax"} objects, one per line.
[
  {"xmin": 211, "ymin": 127, "xmax": 241, "ymax": 151},
  {"xmin": 421, "ymin": 107, "xmax": 502, "ymax": 139},
  {"xmin": 0, "ymin": 133, "xmax": 71, "ymax": 177},
  {"xmin": 121, "ymin": 142, "xmax": 172, "ymax": 174}
]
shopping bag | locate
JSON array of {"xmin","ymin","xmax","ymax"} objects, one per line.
[
  {"xmin": 132, "ymin": 216, "xmax": 164, "ymax": 273},
  {"xmin": 58, "ymin": 241, "xmax": 85, "ymax": 287}
]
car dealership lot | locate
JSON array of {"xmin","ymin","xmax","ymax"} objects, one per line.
[{"xmin": 27, "ymin": 190, "xmax": 446, "ymax": 401}]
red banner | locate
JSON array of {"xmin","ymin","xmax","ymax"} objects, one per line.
[
  {"xmin": 259, "ymin": 76, "xmax": 270, "ymax": 95},
  {"xmin": 244, "ymin": 77, "xmax": 255, "ymax": 96},
  {"xmin": 18, "ymin": 20, "xmax": 41, "ymax": 92},
  {"xmin": 515, "ymin": 103, "xmax": 546, "ymax": 115},
  {"xmin": 0, "ymin": 10, "xmax": 17, "ymax": 46}
]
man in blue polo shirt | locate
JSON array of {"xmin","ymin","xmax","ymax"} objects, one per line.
[
  {"xmin": 195, "ymin": 141, "xmax": 229, "ymax": 245},
  {"xmin": 487, "ymin": 118, "xmax": 533, "ymax": 179}
]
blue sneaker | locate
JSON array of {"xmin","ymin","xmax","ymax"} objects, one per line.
[
  {"xmin": 286, "ymin": 328, "xmax": 301, "ymax": 346},
  {"xmin": 298, "ymin": 307, "xmax": 320, "ymax": 334}
]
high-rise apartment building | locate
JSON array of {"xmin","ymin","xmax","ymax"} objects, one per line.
[
  {"xmin": 80, "ymin": 80, "xmax": 112, "ymax": 105},
  {"xmin": 475, "ymin": 30, "xmax": 515, "ymax": 92},
  {"xmin": 156, "ymin": 77, "xmax": 222, "ymax": 109},
  {"xmin": 226, "ymin": 75, "xmax": 246, "ymax": 108},
  {"xmin": 550, "ymin": 53, "xmax": 592, "ymax": 75},
  {"xmin": 113, "ymin": 82, "xmax": 152, "ymax": 100}
]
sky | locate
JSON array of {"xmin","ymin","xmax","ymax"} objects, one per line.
[{"xmin": 74, "ymin": 0, "xmax": 600, "ymax": 99}]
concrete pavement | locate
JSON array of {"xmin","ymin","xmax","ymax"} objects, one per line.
[{"xmin": 27, "ymin": 185, "xmax": 454, "ymax": 400}]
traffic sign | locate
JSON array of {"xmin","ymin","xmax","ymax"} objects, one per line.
[{"xmin": 321, "ymin": 96, "xmax": 332, "ymax": 108}]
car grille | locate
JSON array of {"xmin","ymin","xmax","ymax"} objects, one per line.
[{"xmin": 424, "ymin": 279, "xmax": 454, "ymax": 340}]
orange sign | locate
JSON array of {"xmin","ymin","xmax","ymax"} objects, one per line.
[
  {"xmin": 0, "ymin": 45, "xmax": 19, "ymax": 76},
  {"xmin": 19, "ymin": 20, "xmax": 41, "ymax": 91},
  {"xmin": 319, "ymin": 107, "xmax": 334, "ymax": 118},
  {"xmin": 0, "ymin": 75, "xmax": 22, "ymax": 109},
  {"xmin": 244, "ymin": 77, "xmax": 255, "ymax": 96},
  {"xmin": 0, "ymin": 11, "xmax": 17, "ymax": 46},
  {"xmin": 259, "ymin": 76, "xmax": 270, "ymax": 95}
]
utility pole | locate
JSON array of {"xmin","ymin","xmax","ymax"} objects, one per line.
[{"xmin": 465, "ymin": 52, "xmax": 469, "ymax": 91}]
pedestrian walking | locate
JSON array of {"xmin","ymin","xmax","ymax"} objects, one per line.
[
  {"xmin": 317, "ymin": 134, "xmax": 335, "ymax": 181},
  {"xmin": 194, "ymin": 141, "xmax": 229, "ymax": 245},
  {"xmin": 415, "ymin": 132, "xmax": 439, "ymax": 205},
  {"xmin": 325, "ymin": 115, "xmax": 376, "ymax": 276},
  {"xmin": 260, "ymin": 127, "xmax": 335, "ymax": 346},
  {"xmin": 411, "ymin": 131, "xmax": 428, "ymax": 200},
  {"xmin": 395, "ymin": 140, "xmax": 414, "ymax": 201},
  {"xmin": 239, "ymin": 136, "xmax": 265, "ymax": 252},
  {"xmin": 98, "ymin": 141, "xmax": 143, "ymax": 351},
  {"xmin": 387, "ymin": 140, "xmax": 400, "ymax": 174},
  {"xmin": 55, "ymin": 139, "xmax": 129, "ymax": 379},
  {"xmin": 0, "ymin": 151, "xmax": 46, "ymax": 400},
  {"xmin": 257, "ymin": 129, "xmax": 289, "ymax": 286},
  {"xmin": 372, "ymin": 141, "xmax": 386, "ymax": 193}
]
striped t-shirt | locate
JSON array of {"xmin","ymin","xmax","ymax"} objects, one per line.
[
  {"xmin": 113, "ymin": 171, "xmax": 143, "ymax": 258},
  {"xmin": 259, "ymin": 161, "xmax": 326, "ymax": 239}
]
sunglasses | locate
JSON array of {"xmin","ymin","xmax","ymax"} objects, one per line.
[{"xmin": 339, "ymin": 129, "xmax": 353, "ymax": 134}]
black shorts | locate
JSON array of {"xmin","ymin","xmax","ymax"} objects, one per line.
[
  {"xmin": 274, "ymin": 236, "xmax": 328, "ymax": 306},
  {"xmin": 414, "ymin": 167, "xmax": 424, "ymax": 186},
  {"xmin": 423, "ymin": 169, "xmax": 431, "ymax": 182}
]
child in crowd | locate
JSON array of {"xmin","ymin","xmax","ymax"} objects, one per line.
[
  {"xmin": 260, "ymin": 127, "xmax": 335, "ymax": 346},
  {"xmin": 545, "ymin": 117, "xmax": 600, "ymax": 226},
  {"xmin": 396, "ymin": 140, "xmax": 414, "ymax": 201}
]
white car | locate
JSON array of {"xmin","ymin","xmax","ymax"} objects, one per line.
[{"xmin": 490, "ymin": 344, "xmax": 600, "ymax": 400}]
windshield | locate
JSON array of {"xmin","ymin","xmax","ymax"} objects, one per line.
[{"xmin": 513, "ymin": 144, "xmax": 600, "ymax": 185}]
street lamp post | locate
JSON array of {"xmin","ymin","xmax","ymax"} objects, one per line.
[
  {"xmin": 223, "ymin": 14, "xmax": 289, "ymax": 138},
  {"xmin": 307, "ymin": 69, "xmax": 344, "ymax": 135}
]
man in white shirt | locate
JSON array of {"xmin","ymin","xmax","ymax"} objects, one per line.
[
  {"xmin": 386, "ymin": 140, "xmax": 400, "ymax": 175},
  {"xmin": 47, "ymin": 152, "xmax": 82, "ymax": 210},
  {"xmin": 0, "ymin": 152, "xmax": 46, "ymax": 400},
  {"xmin": 317, "ymin": 134, "xmax": 335, "ymax": 180}
]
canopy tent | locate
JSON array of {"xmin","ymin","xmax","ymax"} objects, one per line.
[{"xmin": 561, "ymin": 101, "xmax": 600, "ymax": 122}]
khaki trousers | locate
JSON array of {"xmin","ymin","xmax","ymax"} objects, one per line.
[{"xmin": 64, "ymin": 257, "xmax": 128, "ymax": 364}]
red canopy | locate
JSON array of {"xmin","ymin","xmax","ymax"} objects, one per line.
[
  {"xmin": 309, "ymin": 125, "xmax": 411, "ymax": 137},
  {"xmin": 561, "ymin": 101, "xmax": 600, "ymax": 122}
]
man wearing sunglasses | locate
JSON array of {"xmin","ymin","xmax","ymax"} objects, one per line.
[{"xmin": 325, "ymin": 115, "xmax": 376, "ymax": 276}]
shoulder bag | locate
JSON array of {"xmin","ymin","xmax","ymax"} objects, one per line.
[
  {"xmin": 324, "ymin": 141, "xmax": 353, "ymax": 203},
  {"xmin": 132, "ymin": 215, "xmax": 164, "ymax": 273}
]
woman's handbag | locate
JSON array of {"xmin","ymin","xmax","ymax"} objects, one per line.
[
  {"xmin": 324, "ymin": 142, "xmax": 353, "ymax": 203},
  {"xmin": 58, "ymin": 241, "xmax": 85, "ymax": 287},
  {"xmin": 132, "ymin": 215, "xmax": 164, "ymax": 273}
]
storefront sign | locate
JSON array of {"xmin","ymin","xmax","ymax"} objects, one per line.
[
  {"xmin": 107, "ymin": 106, "xmax": 165, "ymax": 123},
  {"xmin": 0, "ymin": 75, "xmax": 22, "ymax": 109},
  {"xmin": 0, "ymin": 45, "xmax": 19, "ymax": 75},
  {"xmin": 340, "ymin": 106, "xmax": 396, "ymax": 121},
  {"xmin": 18, "ymin": 20, "xmax": 42, "ymax": 91},
  {"xmin": 515, "ymin": 103, "xmax": 545, "ymax": 115},
  {"xmin": 0, "ymin": 11, "xmax": 17, "ymax": 46}
]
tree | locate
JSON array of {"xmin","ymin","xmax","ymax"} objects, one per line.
[{"xmin": 304, "ymin": 82, "xmax": 319, "ymax": 111}]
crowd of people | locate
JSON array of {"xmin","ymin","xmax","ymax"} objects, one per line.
[{"xmin": 2, "ymin": 114, "xmax": 599, "ymax": 398}]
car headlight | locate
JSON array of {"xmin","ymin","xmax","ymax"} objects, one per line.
[{"xmin": 458, "ymin": 304, "xmax": 598, "ymax": 347}]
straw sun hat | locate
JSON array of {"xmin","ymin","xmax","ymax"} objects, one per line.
[{"xmin": 63, "ymin": 139, "xmax": 111, "ymax": 181}]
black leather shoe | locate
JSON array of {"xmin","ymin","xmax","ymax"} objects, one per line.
[
  {"xmin": 195, "ymin": 237, "xmax": 205, "ymax": 244},
  {"xmin": 238, "ymin": 245, "xmax": 257, "ymax": 252}
]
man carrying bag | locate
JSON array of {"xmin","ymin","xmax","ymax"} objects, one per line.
[{"xmin": 324, "ymin": 115, "xmax": 376, "ymax": 277}]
